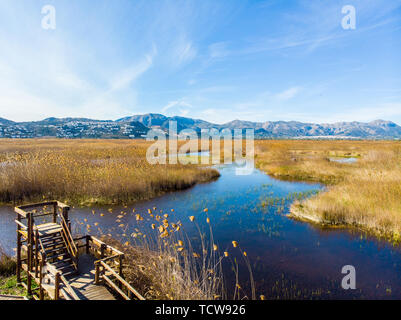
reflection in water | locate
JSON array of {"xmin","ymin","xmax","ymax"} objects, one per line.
[
  {"xmin": 329, "ymin": 157, "xmax": 358, "ymax": 164},
  {"xmin": 1, "ymin": 163, "xmax": 401, "ymax": 299}
]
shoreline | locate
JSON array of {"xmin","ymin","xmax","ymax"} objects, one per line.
[
  {"xmin": 289, "ymin": 202, "xmax": 401, "ymax": 244},
  {"xmin": 0, "ymin": 170, "xmax": 221, "ymax": 208}
]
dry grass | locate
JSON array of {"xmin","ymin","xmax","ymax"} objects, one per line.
[
  {"xmin": 0, "ymin": 246, "xmax": 16, "ymax": 277},
  {"xmin": 102, "ymin": 237, "xmax": 223, "ymax": 300},
  {"xmin": 94, "ymin": 208, "xmax": 228, "ymax": 300},
  {"xmin": 81, "ymin": 206, "xmax": 255, "ymax": 300},
  {"xmin": 255, "ymin": 140, "xmax": 401, "ymax": 239},
  {"xmin": 0, "ymin": 139, "xmax": 219, "ymax": 206}
]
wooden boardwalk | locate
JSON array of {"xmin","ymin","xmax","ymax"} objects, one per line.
[
  {"xmin": 14, "ymin": 201, "xmax": 145, "ymax": 301},
  {"xmin": 68, "ymin": 254, "xmax": 115, "ymax": 300}
]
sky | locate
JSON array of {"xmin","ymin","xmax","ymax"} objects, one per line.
[{"xmin": 0, "ymin": 0, "xmax": 400, "ymax": 124}]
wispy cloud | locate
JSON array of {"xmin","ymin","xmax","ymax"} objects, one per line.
[
  {"xmin": 162, "ymin": 99, "xmax": 193, "ymax": 117},
  {"xmin": 276, "ymin": 87, "xmax": 302, "ymax": 101},
  {"xmin": 173, "ymin": 39, "xmax": 197, "ymax": 66},
  {"xmin": 110, "ymin": 53, "xmax": 155, "ymax": 92},
  {"xmin": 0, "ymin": 0, "xmax": 400, "ymax": 124}
]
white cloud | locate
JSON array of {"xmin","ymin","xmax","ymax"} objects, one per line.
[
  {"xmin": 173, "ymin": 39, "xmax": 197, "ymax": 66},
  {"xmin": 209, "ymin": 42, "xmax": 230, "ymax": 59},
  {"xmin": 110, "ymin": 53, "xmax": 155, "ymax": 92},
  {"xmin": 162, "ymin": 99, "xmax": 193, "ymax": 117},
  {"xmin": 276, "ymin": 87, "xmax": 302, "ymax": 101}
]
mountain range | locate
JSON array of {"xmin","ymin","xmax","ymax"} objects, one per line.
[{"xmin": 1, "ymin": 114, "xmax": 401, "ymax": 139}]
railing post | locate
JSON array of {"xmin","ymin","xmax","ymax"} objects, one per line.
[
  {"xmin": 118, "ymin": 255, "xmax": 123, "ymax": 289},
  {"xmin": 27, "ymin": 212, "xmax": 32, "ymax": 296},
  {"xmin": 39, "ymin": 259, "xmax": 44, "ymax": 300},
  {"xmin": 16, "ymin": 213, "xmax": 21, "ymax": 284},
  {"xmin": 55, "ymin": 272, "xmax": 61, "ymax": 300},
  {"xmin": 85, "ymin": 235, "xmax": 90, "ymax": 254},
  {"xmin": 35, "ymin": 228, "xmax": 39, "ymax": 278},
  {"xmin": 95, "ymin": 263, "xmax": 100, "ymax": 285},
  {"xmin": 53, "ymin": 202, "xmax": 57, "ymax": 224}
]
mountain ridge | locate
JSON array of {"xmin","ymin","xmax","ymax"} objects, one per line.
[{"xmin": 0, "ymin": 114, "xmax": 400, "ymax": 139}]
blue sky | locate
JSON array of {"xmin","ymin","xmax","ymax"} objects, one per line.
[{"xmin": 0, "ymin": 0, "xmax": 400, "ymax": 124}]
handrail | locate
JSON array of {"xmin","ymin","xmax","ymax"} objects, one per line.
[
  {"xmin": 44, "ymin": 262, "xmax": 80, "ymax": 300},
  {"xmin": 97, "ymin": 260, "xmax": 145, "ymax": 300},
  {"xmin": 95, "ymin": 254, "xmax": 121, "ymax": 264},
  {"xmin": 58, "ymin": 213, "xmax": 78, "ymax": 259},
  {"xmin": 90, "ymin": 236, "xmax": 124, "ymax": 256},
  {"xmin": 15, "ymin": 220, "xmax": 27, "ymax": 229},
  {"xmin": 59, "ymin": 274, "xmax": 80, "ymax": 300},
  {"xmin": 18, "ymin": 200, "xmax": 59, "ymax": 210}
]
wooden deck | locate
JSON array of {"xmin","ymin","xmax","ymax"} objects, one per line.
[
  {"xmin": 67, "ymin": 254, "xmax": 115, "ymax": 300},
  {"xmin": 14, "ymin": 201, "xmax": 145, "ymax": 301}
]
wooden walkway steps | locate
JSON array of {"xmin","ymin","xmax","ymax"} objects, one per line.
[{"xmin": 14, "ymin": 201, "xmax": 145, "ymax": 301}]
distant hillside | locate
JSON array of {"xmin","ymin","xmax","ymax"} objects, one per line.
[{"xmin": 1, "ymin": 114, "xmax": 400, "ymax": 139}]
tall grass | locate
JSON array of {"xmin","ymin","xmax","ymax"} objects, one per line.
[
  {"xmin": 0, "ymin": 139, "xmax": 219, "ymax": 206},
  {"xmin": 255, "ymin": 140, "xmax": 401, "ymax": 239},
  {"xmin": 78, "ymin": 206, "xmax": 255, "ymax": 300},
  {"xmin": 0, "ymin": 246, "xmax": 16, "ymax": 277}
]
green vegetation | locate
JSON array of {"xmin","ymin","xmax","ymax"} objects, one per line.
[
  {"xmin": 0, "ymin": 275, "xmax": 25, "ymax": 296},
  {"xmin": 0, "ymin": 246, "xmax": 23, "ymax": 296}
]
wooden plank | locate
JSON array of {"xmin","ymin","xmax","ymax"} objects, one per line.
[
  {"xmin": 59, "ymin": 274, "xmax": 80, "ymax": 300},
  {"xmin": 67, "ymin": 254, "xmax": 116, "ymax": 300},
  {"xmin": 35, "ymin": 223, "xmax": 63, "ymax": 236},
  {"xmin": 15, "ymin": 207, "xmax": 27, "ymax": 218},
  {"xmin": 17, "ymin": 201, "xmax": 58, "ymax": 210},
  {"xmin": 0, "ymin": 295, "xmax": 26, "ymax": 301},
  {"xmin": 15, "ymin": 220, "xmax": 27, "ymax": 229},
  {"xmin": 56, "ymin": 201, "xmax": 70, "ymax": 209}
]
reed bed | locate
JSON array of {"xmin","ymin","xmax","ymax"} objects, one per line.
[
  {"xmin": 0, "ymin": 139, "xmax": 219, "ymax": 206},
  {"xmin": 76, "ymin": 207, "xmax": 255, "ymax": 300},
  {"xmin": 255, "ymin": 140, "xmax": 401, "ymax": 239}
]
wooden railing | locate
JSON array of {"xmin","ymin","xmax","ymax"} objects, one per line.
[
  {"xmin": 58, "ymin": 212, "xmax": 78, "ymax": 260},
  {"xmin": 43, "ymin": 261, "xmax": 80, "ymax": 300},
  {"xmin": 75, "ymin": 235, "xmax": 145, "ymax": 300},
  {"xmin": 95, "ymin": 259, "xmax": 144, "ymax": 300},
  {"xmin": 15, "ymin": 201, "xmax": 145, "ymax": 300},
  {"xmin": 15, "ymin": 201, "xmax": 72, "ymax": 295}
]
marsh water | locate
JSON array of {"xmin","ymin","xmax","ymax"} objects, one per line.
[{"xmin": 1, "ymin": 161, "xmax": 401, "ymax": 299}]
